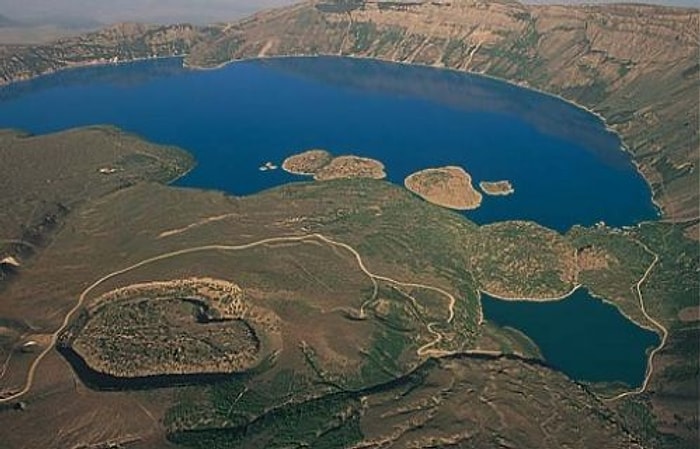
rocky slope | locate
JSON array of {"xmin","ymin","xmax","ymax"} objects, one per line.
[{"xmin": 0, "ymin": 22, "xmax": 222, "ymax": 84}]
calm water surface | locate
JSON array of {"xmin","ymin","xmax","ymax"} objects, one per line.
[
  {"xmin": 0, "ymin": 56, "xmax": 660, "ymax": 385},
  {"xmin": 0, "ymin": 56, "xmax": 657, "ymax": 231},
  {"xmin": 482, "ymin": 289, "xmax": 660, "ymax": 387}
]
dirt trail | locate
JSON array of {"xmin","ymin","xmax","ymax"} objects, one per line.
[
  {"xmin": 0, "ymin": 228, "xmax": 666, "ymax": 405},
  {"xmin": 0, "ymin": 233, "xmax": 457, "ymax": 403},
  {"xmin": 604, "ymin": 240, "xmax": 666, "ymax": 402}
]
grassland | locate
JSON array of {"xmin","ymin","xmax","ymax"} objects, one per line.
[
  {"xmin": 167, "ymin": 355, "xmax": 638, "ymax": 449},
  {"xmin": 0, "ymin": 126, "xmax": 193, "ymax": 288}
]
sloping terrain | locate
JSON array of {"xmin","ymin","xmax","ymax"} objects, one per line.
[
  {"xmin": 0, "ymin": 130, "xmax": 695, "ymax": 448},
  {"xmin": 169, "ymin": 356, "xmax": 639, "ymax": 449},
  {"xmin": 0, "ymin": 126, "xmax": 193, "ymax": 286},
  {"xmin": 0, "ymin": 22, "xmax": 222, "ymax": 83},
  {"xmin": 0, "ymin": 177, "xmax": 631, "ymax": 448}
]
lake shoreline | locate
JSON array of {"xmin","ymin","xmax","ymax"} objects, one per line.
[
  {"xmin": 479, "ymin": 283, "xmax": 660, "ymax": 334},
  {"xmin": 184, "ymin": 53, "xmax": 662, "ymax": 220},
  {"xmin": 480, "ymin": 288, "xmax": 661, "ymax": 387},
  {"xmin": 480, "ymin": 284, "xmax": 582, "ymax": 303},
  {"xmin": 0, "ymin": 54, "xmax": 658, "ymax": 231},
  {"xmin": 0, "ymin": 48, "xmax": 666, "ymax": 223}
]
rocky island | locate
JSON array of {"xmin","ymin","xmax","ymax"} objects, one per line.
[
  {"xmin": 282, "ymin": 149, "xmax": 385, "ymax": 181},
  {"xmin": 480, "ymin": 180, "xmax": 515, "ymax": 196},
  {"xmin": 315, "ymin": 155, "xmax": 386, "ymax": 181},
  {"xmin": 282, "ymin": 149, "xmax": 333, "ymax": 175},
  {"xmin": 405, "ymin": 166, "xmax": 483, "ymax": 210}
]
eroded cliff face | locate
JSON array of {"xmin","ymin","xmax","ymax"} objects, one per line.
[
  {"xmin": 184, "ymin": 0, "xmax": 699, "ymax": 222},
  {"xmin": 0, "ymin": 22, "xmax": 222, "ymax": 84}
]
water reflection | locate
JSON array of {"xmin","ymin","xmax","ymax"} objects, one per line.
[
  {"xmin": 0, "ymin": 57, "xmax": 187, "ymax": 102},
  {"xmin": 259, "ymin": 56, "xmax": 630, "ymax": 168},
  {"xmin": 482, "ymin": 288, "xmax": 660, "ymax": 386},
  {"xmin": 0, "ymin": 55, "xmax": 656, "ymax": 231}
]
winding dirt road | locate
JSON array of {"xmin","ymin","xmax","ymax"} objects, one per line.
[
  {"xmin": 0, "ymin": 233, "xmax": 457, "ymax": 404},
  {"xmin": 0, "ymin": 227, "xmax": 668, "ymax": 406},
  {"xmin": 605, "ymin": 240, "xmax": 666, "ymax": 402}
]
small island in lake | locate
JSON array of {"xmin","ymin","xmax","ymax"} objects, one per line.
[
  {"xmin": 480, "ymin": 180, "xmax": 515, "ymax": 196},
  {"xmin": 282, "ymin": 149, "xmax": 386, "ymax": 181},
  {"xmin": 281, "ymin": 149, "xmax": 333, "ymax": 175},
  {"xmin": 404, "ymin": 166, "xmax": 483, "ymax": 210}
]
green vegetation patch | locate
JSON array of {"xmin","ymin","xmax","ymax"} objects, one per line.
[
  {"xmin": 567, "ymin": 225, "xmax": 655, "ymax": 328},
  {"xmin": 350, "ymin": 22, "xmax": 377, "ymax": 54},
  {"xmin": 636, "ymin": 222, "xmax": 699, "ymax": 322},
  {"xmin": 471, "ymin": 221, "xmax": 577, "ymax": 298},
  {"xmin": 71, "ymin": 297, "xmax": 261, "ymax": 377}
]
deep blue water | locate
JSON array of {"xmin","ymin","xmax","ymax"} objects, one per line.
[
  {"xmin": 482, "ymin": 289, "xmax": 660, "ymax": 387},
  {"xmin": 0, "ymin": 56, "xmax": 657, "ymax": 232},
  {"xmin": 0, "ymin": 56, "xmax": 661, "ymax": 385}
]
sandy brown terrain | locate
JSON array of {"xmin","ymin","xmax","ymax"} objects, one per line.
[
  {"xmin": 480, "ymin": 180, "xmax": 515, "ymax": 196},
  {"xmin": 281, "ymin": 148, "xmax": 333, "ymax": 175},
  {"xmin": 314, "ymin": 155, "xmax": 386, "ymax": 181},
  {"xmin": 282, "ymin": 149, "xmax": 386, "ymax": 180},
  {"xmin": 405, "ymin": 166, "xmax": 483, "ymax": 210}
]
